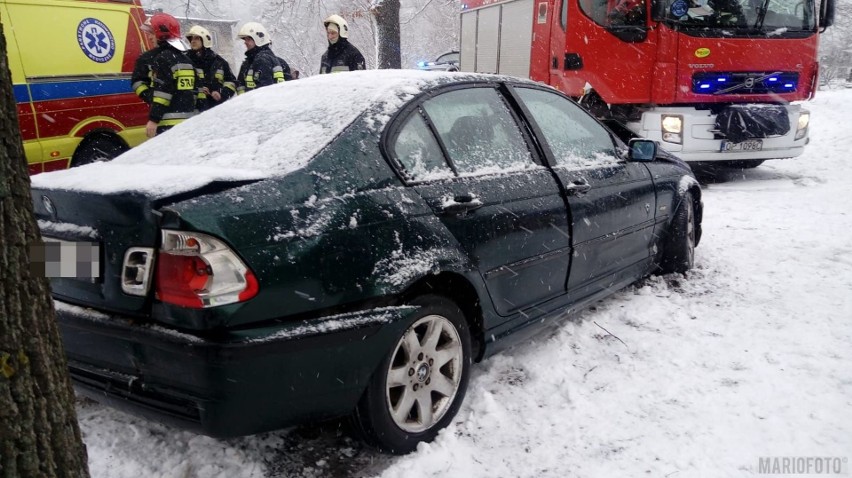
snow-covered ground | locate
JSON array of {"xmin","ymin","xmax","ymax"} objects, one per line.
[{"xmin": 78, "ymin": 89, "xmax": 852, "ymax": 478}]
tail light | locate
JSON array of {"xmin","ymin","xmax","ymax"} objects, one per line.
[{"xmin": 156, "ymin": 230, "xmax": 259, "ymax": 308}]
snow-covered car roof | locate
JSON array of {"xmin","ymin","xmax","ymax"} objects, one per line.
[{"xmin": 32, "ymin": 70, "xmax": 521, "ymax": 198}]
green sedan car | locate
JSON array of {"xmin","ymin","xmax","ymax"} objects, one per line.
[{"xmin": 31, "ymin": 70, "xmax": 702, "ymax": 454}]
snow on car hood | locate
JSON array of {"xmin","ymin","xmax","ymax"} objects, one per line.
[{"xmin": 31, "ymin": 70, "xmax": 491, "ymax": 199}]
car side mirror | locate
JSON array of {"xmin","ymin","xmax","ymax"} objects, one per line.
[{"xmin": 628, "ymin": 139, "xmax": 657, "ymax": 162}]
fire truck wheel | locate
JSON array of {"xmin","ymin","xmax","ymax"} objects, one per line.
[
  {"xmin": 658, "ymin": 191, "xmax": 695, "ymax": 275},
  {"xmin": 72, "ymin": 134, "xmax": 128, "ymax": 167}
]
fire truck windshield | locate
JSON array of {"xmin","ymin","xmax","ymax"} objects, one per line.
[{"xmin": 664, "ymin": 0, "xmax": 816, "ymax": 33}]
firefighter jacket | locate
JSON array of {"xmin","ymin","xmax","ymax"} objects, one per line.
[
  {"xmin": 189, "ymin": 47, "xmax": 237, "ymax": 112},
  {"xmin": 237, "ymin": 45, "xmax": 285, "ymax": 94},
  {"xmin": 320, "ymin": 38, "xmax": 366, "ymax": 74},
  {"xmin": 276, "ymin": 56, "xmax": 294, "ymax": 81},
  {"xmin": 131, "ymin": 48, "xmax": 158, "ymax": 105},
  {"xmin": 149, "ymin": 42, "xmax": 197, "ymax": 127}
]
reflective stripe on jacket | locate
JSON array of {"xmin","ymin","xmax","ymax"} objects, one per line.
[
  {"xmin": 148, "ymin": 43, "xmax": 197, "ymax": 124},
  {"xmin": 320, "ymin": 38, "xmax": 366, "ymax": 74},
  {"xmin": 237, "ymin": 45, "xmax": 284, "ymax": 94}
]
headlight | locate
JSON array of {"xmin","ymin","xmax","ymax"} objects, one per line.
[
  {"xmin": 795, "ymin": 111, "xmax": 809, "ymax": 140},
  {"xmin": 661, "ymin": 115, "xmax": 683, "ymax": 144}
]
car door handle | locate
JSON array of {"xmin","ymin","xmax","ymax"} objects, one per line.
[
  {"xmin": 440, "ymin": 195, "xmax": 483, "ymax": 215},
  {"xmin": 565, "ymin": 179, "xmax": 592, "ymax": 195}
]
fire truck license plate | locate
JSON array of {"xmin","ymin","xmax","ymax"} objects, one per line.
[{"xmin": 721, "ymin": 139, "xmax": 763, "ymax": 152}]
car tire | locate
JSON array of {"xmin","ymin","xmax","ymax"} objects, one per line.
[
  {"xmin": 72, "ymin": 134, "xmax": 128, "ymax": 167},
  {"xmin": 353, "ymin": 294, "xmax": 472, "ymax": 454},
  {"xmin": 659, "ymin": 192, "xmax": 696, "ymax": 274}
]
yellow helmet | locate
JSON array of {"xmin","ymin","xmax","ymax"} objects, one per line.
[
  {"xmin": 186, "ymin": 25, "xmax": 213, "ymax": 48},
  {"xmin": 323, "ymin": 14, "xmax": 349, "ymax": 39}
]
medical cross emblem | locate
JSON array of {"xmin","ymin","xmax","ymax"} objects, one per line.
[
  {"xmin": 86, "ymin": 28, "xmax": 108, "ymax": 53},
  {"xmin": 77, "ymin": 18, "xmax": 115, "ymax": 63}
]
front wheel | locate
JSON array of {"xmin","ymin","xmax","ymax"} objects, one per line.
[
  {"xmin": 72, "ymin": 134, "xmax": 128, "ymax": 167},
  {"xmin": 353, "ymin": 295, "xmax": 472, "ymax": 454},
  {"xmin": 658, "ymin": 192, "xmax": 696, "ymax": 274}
]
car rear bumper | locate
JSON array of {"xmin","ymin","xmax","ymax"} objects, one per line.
[{"xmin": 55, "ymin": 300, "xmax": 416, "ymax": 437}]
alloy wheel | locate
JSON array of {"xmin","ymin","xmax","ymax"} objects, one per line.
[{"xmin": 385, "ymin": 314, "xmax": 464, "ymax": 433}]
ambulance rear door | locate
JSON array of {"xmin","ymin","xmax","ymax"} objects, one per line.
[{"xmin": 1, "ymin": 1, "xmax": 43, "ymax": 172}]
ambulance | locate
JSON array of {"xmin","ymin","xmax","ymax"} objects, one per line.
[{"xmin": 1, "ymin": 0, "xmax": 150, "ymax": 174}]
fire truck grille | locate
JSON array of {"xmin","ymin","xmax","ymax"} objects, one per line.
[{"xmin": 692, "ymin": 72, "xmax": 799, "ymax": 95}]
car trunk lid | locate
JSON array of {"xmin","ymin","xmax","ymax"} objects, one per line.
[
  {"xmin": 31, "ymin": 178, "xmax": 262, "ymax": 318},
  {"xmin": 32, "ymin": 188, "xmax": 160, "ymax": 316}
]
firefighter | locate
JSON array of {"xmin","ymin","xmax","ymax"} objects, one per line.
[
  {"xmin": 236, "ymin": 22, "xmax": 286, "ymax": 94},
  {"xmin": 185, "ymin": 25, "xmax": 237, "ymax": 111},
  {"xmin": 145, "ymin": 13, "xmax": 197, "ymax": 137},
  {"xmin": 320, "ymin": 15, "xmax": 366, "ymax": 74},
  {"xmin": 274, "ymin": 52, "xmax": 295, "ymax": 81},
  {"xmin": 131, "ymin": 18, "xmax": 157, "ymax": 104}
]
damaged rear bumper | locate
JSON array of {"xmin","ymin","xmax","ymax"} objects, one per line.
[{"xmin": 55, "ymin": 301, "xmax": 416, "ymax": 438}]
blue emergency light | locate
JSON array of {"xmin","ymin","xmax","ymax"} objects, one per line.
[{"xmin": 692, "ymin": 72, "xmax": 798, "ymax": 94}]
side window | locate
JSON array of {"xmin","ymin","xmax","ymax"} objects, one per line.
[
  {"xmin": 392, "ymin": 112, "xmax": 454, "ymax": 181},
  {"xmin": 516, "ymin": 88, "xmax": 618, "ymax": 167},
  {"xmin": 580, "ymin": 0, "xmax": 647, "ymax": 26},
  {"xmin": 422, "ymin": 88, "xmax": 534, "ymax": 175},
  {"xmin": 561, "ymin": 0, "xmax": 569, "ymax": 29}
]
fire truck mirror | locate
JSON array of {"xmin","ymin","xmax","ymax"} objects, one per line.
[
  {"xmin": 650, "ymin": 0, "xmax": 668, "ymax": 21},
  {"xmin": 819, "ymin": 0, "xmax": 835, "ymax": 29}
]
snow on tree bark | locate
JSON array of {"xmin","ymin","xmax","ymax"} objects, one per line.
[
  {"xmin": 372, "ymin": 0, "xmax": 402, "ymax": 69},
  {"xmin": 0, "ymin": 23, "xmax": 90, "ymax": 478}
]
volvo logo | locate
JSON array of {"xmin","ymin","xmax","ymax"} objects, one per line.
[
  {"xmin": 744, "ymin": 77, "xmax": 756, "ymax": 88},
  {"xmin": 42, "ymin": 195, "xmax": 56, "ymax": 217}
]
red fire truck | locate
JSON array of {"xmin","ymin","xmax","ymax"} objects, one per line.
[{"xmin": 459, "ymin": 0, "xmax": 835, "ymax": 167}]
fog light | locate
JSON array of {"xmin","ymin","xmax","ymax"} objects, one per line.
[
  {"xmin": 661, "ymin": 115, "xmax": 683, "ymax": 144},
  {"xmin": 795, "ymin": 111, "xmax": 809, "ymax": 140}
]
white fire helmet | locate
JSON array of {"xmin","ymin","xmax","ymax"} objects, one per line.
[
  {"xmin": 323, "ymin": 15, "xmax": 349, "ymax": 39},
  {"xmin": 237, "ymin": 22, "xmax": 271, "ymax": 47},
  {"xmin": 186, "ymin": 25, "xmax": 213, "ymax": 48}
]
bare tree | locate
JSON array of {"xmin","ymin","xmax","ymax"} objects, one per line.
[
  {"xmin": 371, "ymin": 0, "xmax": 401, "ymax": 69},
  {"xmin": 0, "ymin": 23, "xmax": 90, "ymax": 478}
]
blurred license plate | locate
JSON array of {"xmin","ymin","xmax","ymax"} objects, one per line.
[
  {"xmin": 33, "ymin": 238, "xmax": 100, "ymax": 280},
  {"xmin": 721, "ymin": 139, "xmax": 763, "ymax": 152}
]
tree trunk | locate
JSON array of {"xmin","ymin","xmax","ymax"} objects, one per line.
[
  {"xmin": 0, "ymin": 23, "xmax": 90, "ymax": 478},
  {"xmin": 372, "ymin": 0, "xmax": 401, "ymax": 69}
]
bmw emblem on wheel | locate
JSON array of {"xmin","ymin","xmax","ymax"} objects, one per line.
[{"xmin": 77, "ymin": 18, "xmax": 115, "ymax": 63}]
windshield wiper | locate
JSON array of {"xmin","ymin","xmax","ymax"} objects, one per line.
[{"xmin": 753, "ymin": 0, "xmax": 771, "ymax": 29}]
